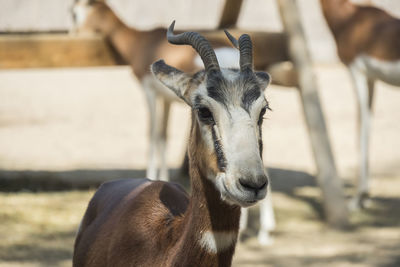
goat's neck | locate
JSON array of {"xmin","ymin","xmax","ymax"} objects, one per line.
[
  {"xmin": 169, "ymin": 124, "xmax": 241, "ymax": 266},
  {"xmin": 320, "ymin": 0, "xmax": 358, "ymax": 33}
]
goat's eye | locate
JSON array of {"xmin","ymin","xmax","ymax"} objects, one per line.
[
  {"xmin": 258, "ymin": 106, "xmax": 267, "ymax": 125},
  {"xmin": 198, "ymin": 107, "xmax": 214, "ymax": 124}
]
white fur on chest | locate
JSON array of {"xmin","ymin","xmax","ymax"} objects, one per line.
[
  {"xmin": 198, "ymin": 230, "xmax": 237, "ymax": 254},
  {"xmin": 352, "ymin": 55, "xmax": 400, "ymax": 86}
]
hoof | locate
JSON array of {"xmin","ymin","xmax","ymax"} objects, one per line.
[{"xmin": 349, "ymin": 192, "xmax": 371, "ymax": 211}]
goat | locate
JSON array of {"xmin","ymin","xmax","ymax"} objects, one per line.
[
  {"xmin": 73, "ymin": 22, "xmax": 271, "ymax": 266},
  {"xmin": 71, "ymin": 0, "xmax": 284, "ymax": 244}
]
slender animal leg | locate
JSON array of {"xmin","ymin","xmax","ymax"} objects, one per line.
[
  {"xmin": 142, "ymin": 80, "xmax": 158, "ymax": 180},
  {"xmin": 258, "ymin": 186, "xmax": 275, "ymax": 245},
  {"xmin": 349, "ymin": 66, "xmax": 372, "ymax": 209},
  {"xmin": 158, "ymin": 99, "xmax": 171, "ymax": 181},
  {"xmin": 239, "ymin": 208, "xmax": 249, "ymax": 233},
  {"xmin": 367, "ymin": 78, "xmax": 375, "ymax": 111}
]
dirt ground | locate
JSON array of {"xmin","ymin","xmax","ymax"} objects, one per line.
[
  {"xmin": 1, "ymin": 175, "xmax": 399, "ymax": 267},
  {"xmin": 0, "ymin": 65, "xmax": 399, "ymax": 266}
]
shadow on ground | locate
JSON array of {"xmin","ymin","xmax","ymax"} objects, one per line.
[
  {"xmin": 0, "ymin": 167, "xmax": 315, "ymax": 192},
  {"xmin": 2, "ymin": 167, "xmax": 399, "ymax": 229},
  {"xmin": 0, "ymin": 229, "xmax": 75, "ymax": 265},
  {"xmin": 1, "ymin": 168, "xmax": 400, "ymax": 266}
]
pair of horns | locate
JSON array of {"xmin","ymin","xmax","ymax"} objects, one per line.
[{"xmin": 167, "ymin": 21, "xmax": 253, "ymax": 73}]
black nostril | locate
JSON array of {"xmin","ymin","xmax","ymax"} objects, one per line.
[
  {"xmin": 260, "ymin": 175, "xmax": 269, "ymax": 189},
  {"xmin": 259, "ymin": 180, "xmax": 268, "ymax": 190},
  {"xmin": 239, "ymin": 178, "xmax": 268, "ymax": 192},
  {"xmin": 239, "ymin": 179, "xmax": 252, "ymax": 191}
]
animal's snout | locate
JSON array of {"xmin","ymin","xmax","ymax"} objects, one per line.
[{"xmin": 238, "ymin": 175, "xmax": 268, "ymax": 194}]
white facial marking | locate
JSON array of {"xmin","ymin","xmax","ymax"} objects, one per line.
[
  {"xmin": 198, "ymin": 230, "xmax": 237, "ymax": 253},
  {"xmin": 191, "ymin": 68, "xmax": 268, "ymax": 206},
  {"xmin": 194, "ymin": 72, "xmax": 267, "ymax": 207},
  {"xmin": 352, "ymin": 55, "xmax": 400, "ymax": 86},
  {"xmin": 222, "ymin": 101, "xmax": 265, "ymax": 168}
]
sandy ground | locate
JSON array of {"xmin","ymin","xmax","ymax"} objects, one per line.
[
  {"xmin": 0, "ymin": 176, "xmax": 399, "ymax": 267},
  {"xmin": 0, "ymin": 65, "xmax": 399, "ymax": 266}
]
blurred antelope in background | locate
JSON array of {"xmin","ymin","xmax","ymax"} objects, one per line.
[
  {"xmin": 320, "ymin": 0, "xmax": 400, "ymax": 209},
  {"xmin": 73, "ymin": 23, "xmax": 271, "ymax": 266}
]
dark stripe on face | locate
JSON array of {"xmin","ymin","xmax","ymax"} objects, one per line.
[
  {"xmin": 238, "ymin": 71, "xmax": 262, "ymax": 112},
  {"xmin": 258, "ymin": 126, "xmax": 263, "ymax": 158},
  {"xmin": 211, "ymin": 126, "xmax": 227, "ymax": 171},
  {"xmin": 241, "ymin": 86, "xmax": 261, "ymax": 112},
  {"xmin": 193, "ymin": 95, "xmax": 202, "ymax": 109},
  {"xmin": 206, "ymin": 70, "xmax": 263, "ymax": 111},
  {"xmin": 207, "ymin": 86, "xmax": 226, "ymax": 105},
  {"xmin": 206, "ymin": 72, "xmax": 229, "ymax": 106}
]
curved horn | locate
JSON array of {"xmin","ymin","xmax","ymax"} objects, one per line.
[
  {"xmin": 224, "ymin": 30, "xmax": 253, "ymax": 71},
  {"xmin": 224, "ymin": 30, "xmax": 239, "ymax": 49},
  {"xmin": 167, "ymin": 21, "xmax": 220, "ymax": 72}
]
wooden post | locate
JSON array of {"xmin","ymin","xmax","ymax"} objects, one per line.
[
  {"xmin": 218, "ymin": 0, "xmax": 243, "ymax": 29},
  {"xmin": 277, "ymin": 0, "xmax": 349, "ymax": 227}
]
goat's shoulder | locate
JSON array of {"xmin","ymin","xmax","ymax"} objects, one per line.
[
  {"xmin": 124, "ymin": 180, "xmax": 189, "ymax": 221},
  {"xmin": 105, "ymin": 180, "xmax": 189, "ymax": 264}
]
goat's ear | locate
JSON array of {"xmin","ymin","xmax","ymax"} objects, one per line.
[
  {"xmin": 255, "ymin": 71, "xmax": 271, "ymax": 91},
  {"xmin": 151, "ymin": 60, "xmax": 192, "ymax": 106}
]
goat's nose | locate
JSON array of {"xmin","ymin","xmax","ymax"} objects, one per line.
[{"xmin": 239, "ymin": 176, "xmax": 268, "ymax": 193}]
